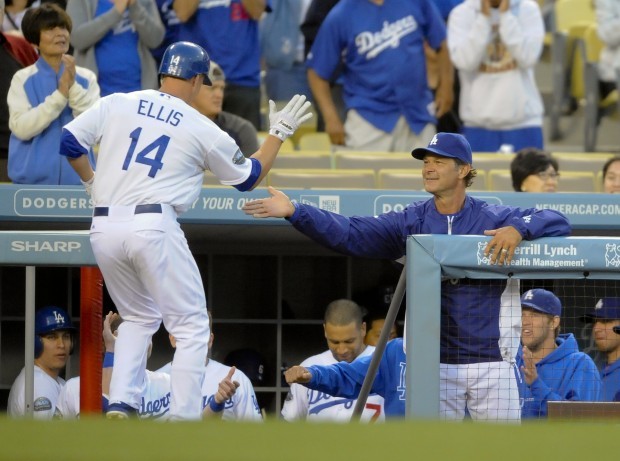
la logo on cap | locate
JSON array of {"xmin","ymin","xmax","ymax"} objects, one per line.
[
  {"xmin": 595, "ymin": 299, "xmax": 603, "ymax": 310},
  {"xmin": 524, "ymin": 290, "xmax": 535, "ymax": 300},
  {"xmin": 429, "ymin": 134, "xmax": 439, "ymax": 146}
]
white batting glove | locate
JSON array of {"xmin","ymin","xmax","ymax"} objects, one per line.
[
  {"xmin": 81, "ymin": 174, "xmax": 94, "ymax": 196},
  {"xmin": 268, "ymin": 94, "xmax": 313, "ymax": 142}
]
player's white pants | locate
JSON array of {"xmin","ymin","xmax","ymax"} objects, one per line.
[
  {"xmin": 90, "ymin": 205, "xmax": 209, "ymax": 420},
  {"xmin": 440, "ymin": 361, "xmax": 521, "ymax": 422}
]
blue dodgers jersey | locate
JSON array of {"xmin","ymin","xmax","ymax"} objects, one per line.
[
  {"xmin": 290, "ymin": 195, "xmax": 571, "ymax": 363},
  {"xmin": 308, "ymin": 338, "xmax": 407, "ymax": 417},
  {"xmin": 306, "ymin": 0, "xmax": 446, "ymax": 133},
  {"xmin": 176, "ymin": 0, "xmax": 262, "ymax": 86}
]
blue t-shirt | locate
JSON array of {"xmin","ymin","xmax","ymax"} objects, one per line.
[
  {"xmin": 306, "ymin": 0, "xmax": 446, "ymax": 133},
  {"xmin": 308, "ymin": 338, "xmax": 407, "ymax": 417},
  {"xmin": 94, "ymin": 0, "xmax": 142, "ymax": 95},
  {"xmin": 177, "ymin": 0, "xmax": 267, "ymax": 87},
  {"xmin": 151, "ymin": 0, "xmax": 181, "ymax": 66}
]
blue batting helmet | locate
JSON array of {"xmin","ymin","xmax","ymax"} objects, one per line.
[
  {"xmin": 159, "ymin": 41, "xmax": 212, "ymax": 85},
  {"xmin": 34, "ymin": 306, "xmax": 75, "ymax": 358}
]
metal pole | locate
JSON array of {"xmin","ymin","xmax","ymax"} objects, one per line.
[
  {"xmin": 351, "ymin": 263, "xmax": 406, "ymax": 420},
  {"xmin": 24, "ymin": 266, "xmax": 36, "ymax": 418}
]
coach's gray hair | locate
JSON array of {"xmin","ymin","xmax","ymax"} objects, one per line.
[{"xmin": 324, "ymin": 299, "xmax": 363, "ymax": 327}]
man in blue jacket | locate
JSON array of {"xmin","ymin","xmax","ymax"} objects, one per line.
[
  {"xmin": 285, "ymin": 337, "xmax": 407, "ymax": 418},
  {"xmin": 584, "ymin": 297, "xmax": 620, "ymax": 402},
  {"xmin": 516, "ymin": 289, "xmax": 601, "ymax": 418},
  {"xmin": 243, "ymin": 132, "xmax": 571, "ymax": 421}
]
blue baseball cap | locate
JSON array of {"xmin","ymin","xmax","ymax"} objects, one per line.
[
  {"xmin": 583, "ymin": 298, "xmax": 620, "ymax": 321},
  {"xmin": 411, "ymin": 132, "xmax": 473, "ymax": 165},
  {"xmin": 521, "ymin": 289, "xmax": 562, "ymax": 317}
]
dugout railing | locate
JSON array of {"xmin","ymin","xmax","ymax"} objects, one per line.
[{"xmin": 405, "ymin": 235, "xmax": 620, "ymax": 419}]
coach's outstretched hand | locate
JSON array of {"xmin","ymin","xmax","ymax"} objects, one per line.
[
  {"xmin": 242, "ymin": 186, "xmax": 296, "ymax": 219},
  {"xmin": 268, "ymin": 94, "xmax": 313, "ymax": 142},
  {"xmin": 284, "ymin": 366, "xmax": 312, "ymax": 384}
]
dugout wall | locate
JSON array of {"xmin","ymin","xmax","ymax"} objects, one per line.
[{"xmin": 405, "ymin": 235, "xmax": 620, "ymax": 418}]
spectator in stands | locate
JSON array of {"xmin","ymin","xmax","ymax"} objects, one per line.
[
  {"xmin": 8, "ymin": 306, "xmax": 75, "ymax": 419},
  {"xmin": 7, "ymin": 2, "xmax": 98, "ymax": 185},
  {"xmin": 299, "ymin": 0, "xmax": 344, "ymax": 133},
  {"xmin": 448, "ymin": 0, "xmax": 545, "ymax": 152},
  {"xmin": 516, "ymin": 289, "xmax": 601, "ymax": 418},
  {"xmin": 0, "ymin": 0, "xmax": 37, "ymax": 182},
  {"xmin": 66, "ymin": 0, "xmax": 164, "ymax": 96},
  {"xmin": 191, "ymin": 61, "xmax": 259, "ymax": 157},
  {"xmin": 2, "ymin": 0, "xmax": 36, "ymax": 35},
  {"xmin": 260, "ymin": 0, "xmax": 312, "ymax": 103},
  {"xmin": 306, "ymin": 0, "xmax": 453, "ymax": 151},
  {"xmin": 285, "ymin": 336, "xmax": 407, "ymax": 418},
  {"xmin": 510, "ymin": 148, "xmax": 559, "ymax": 192},
  {"xmin": 583, "ymin": 298, "xmax": 620, "ymax": 402},
  {"xmin": 602, "ymin": 156, "xmax": 620, "ymax": 193},
  {"xmin": 151, "ymin": 0, "xmax": 180, "ymax": 68},
  {"xmin": 174, "ymin": 0, "xmax": 269, "ymax": 130},
  {"xmin": 281, "ymin": 299, "xmax": 385, "ymax": 422},
  {"xmin": 363, "ymin": 308, "xmax": 398, "ymax": 347},
  {"xmin": 595, "ymin": 0, "xmax": 620, "ymax": 109}
]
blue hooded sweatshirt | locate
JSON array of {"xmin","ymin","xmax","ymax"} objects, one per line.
[{"xmin": 516, "ymin": 333, "xmax": 601, "ymax": 418}]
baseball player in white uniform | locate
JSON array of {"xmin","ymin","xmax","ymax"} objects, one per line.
[
  {"xmin": 281, "ymin": 299, "xmax": 385, "ymax": 422},
  {"xmin": 160, "ymin": 311, "xmax": 262, "ymax": 421},
  {"xmin": 59, "ymin": 41, "xmax": 311, "ymax": 420},
  {"xmin": 56, "ymin": 312, "xmax": 172, "ymax": 420},
  {"xmin": 8, "ymin": 306, "xmax": 75, "ymax": 419}
]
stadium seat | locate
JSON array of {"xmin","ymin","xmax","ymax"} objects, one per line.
[
  {"xmin": 487, "ymin": 169, "xmax": 514, "ymax": 192},
  {"xmin": 548, "ymin": 0, "xmax": 596, "ymax": 140},
  {"xmin": 298, "ymin": 132, "xmax": 332, "ymax": 152},
  {"xmin": 203, "ymin": 171, "xmax": 268, "ymax": 188},
  {"xmin": 377, "ymin": 169, "xmax": 425, "ymax": 190},
  {"xmin": 554, "ymin": 152, "xmax": 616, "ymax": 174},
  {"xmin": 257, "ymin": 131, "xmax": 296, "ymax": 153},
  {"xmin": 376, "ymin": 169, "xmax": 487, "ymax": 192},
  {"xmin": 333, "ymin": 151, "xmax": 415, "ymax": 172},
  {"xmin": 471, "ymin": 153, "xmax": 514, "ymax": 172},
  {"xmin": 275, "ymin": 151, "xmax": 333, "ymax": 169},
  {"xmin": 267, "ymin": 168, "xmax": 376, "ymax": 189},
  {"xmin": 575, "ymin": 24, "xmax": 617, "ymax": 151},
  {"xmin": 557, "ymin": 171, "xmax": 598, "ymax": 192}
]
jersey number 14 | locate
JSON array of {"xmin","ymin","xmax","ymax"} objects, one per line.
[{"xmin": 122, "ymin": 127, "xmax": 171, "ymax": 178}]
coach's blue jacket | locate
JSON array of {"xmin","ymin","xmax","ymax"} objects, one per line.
[
  {"xmin": 516, "ymin": 333, "xmax": 601, "ymax": 418},
  {"xmin": 288, "ymin": 195, "xmax": 570, "ymax": 364},
  {"xmin": 306, "ymin": 338, "xmax": 406, "ymax": 417}
]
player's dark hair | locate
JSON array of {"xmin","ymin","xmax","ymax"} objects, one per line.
[
  {"xmin": 454, "ymin": 158, "xmax": 477, "ymax": 188},
  {"xmin": 363, "ymin": 306, "xmax": 399, "ymax": 337},
  {"xmin": 602, "ymin": 156, "xmax": 620, "ymax": 181},
  {"xmin": 22, "ymin": 2, "xmax": 72, "ymax": 46},
  {"xmin": 510, "ymin": 148, "xmax": 559, "ymax": 192},
  {"xmin": 110, "ymin": 314, "xmax": 123, "ymax": 334},
  {"xmin": 324, "ymin": 299, "xmax": 363, "ymax": 328}
]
